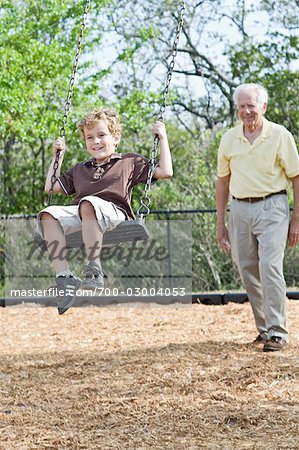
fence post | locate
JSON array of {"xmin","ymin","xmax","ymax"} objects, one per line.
[{"xmin": 166, "ymin": 210, "xmax": 174, "ymax": 290}]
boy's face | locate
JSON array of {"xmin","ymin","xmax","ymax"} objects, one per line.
[{"xmin": 84, "ymin": 120, "xmax": 121, "ymax": 162}]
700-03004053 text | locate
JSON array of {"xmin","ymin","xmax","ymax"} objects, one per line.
[{"xmin": 76, "ymin": 287, "xmax": 187, "ymax": 297}]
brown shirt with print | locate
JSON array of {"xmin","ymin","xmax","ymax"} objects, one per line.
[{"xmin": 58, "ymin": 152, "xmax": 155, "ymax": 220}]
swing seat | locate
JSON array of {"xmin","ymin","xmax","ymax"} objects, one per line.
[
  {"xmin": 35, "ymin": 219, "xmax": 150, "ymax": 250},
  {"xmin": 67, "ymin": 218, "xmax": 150, "ymax": 248}
]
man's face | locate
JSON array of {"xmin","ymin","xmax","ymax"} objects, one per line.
[
  {"xmin": 84, "ymin": 120, "xmax": 121, "ymax": 162},
  {"xmin": 237, "ymin": 89, "xmax": 267, "ymax": 131}
]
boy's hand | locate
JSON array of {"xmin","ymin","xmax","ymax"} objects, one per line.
[
  {"xmin": 152, "ymin": 121, "xmax": 167, "ymax": 140},
  {"xmin": 53, "ymin": 137, "xmax": 65, "ymax": 156}
]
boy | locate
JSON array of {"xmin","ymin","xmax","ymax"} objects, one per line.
[{"xmin": 37, "ymin": 108, "xmax": 173, "ymax": 315}]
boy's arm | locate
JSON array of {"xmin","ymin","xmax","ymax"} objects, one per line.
[
  {"xmin": 44, "ymin": 137, "xmax": 65, "ymax": 193},
  {"xmin": 152, "ymin": 121, "xmax": 173, "ymax": 179}
]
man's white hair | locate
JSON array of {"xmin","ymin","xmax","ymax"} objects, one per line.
[{"xmin": 233, "ymin": 83, "xmax": 268, "ymax": 107}]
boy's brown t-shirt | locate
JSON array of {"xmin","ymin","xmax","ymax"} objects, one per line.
[{"xmin": 58, "ymin": 152, "xmax": 155, "ymax": 220}]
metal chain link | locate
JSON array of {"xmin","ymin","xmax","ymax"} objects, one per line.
[
  {"xmin": 47, "ymin": 0, "xmax": 91, "ymax": 206},
  {"xmin": 137, "ymin": 0, "xmax": 186, "ymax": 218}
]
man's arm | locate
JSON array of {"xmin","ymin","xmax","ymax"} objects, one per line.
[
  {"xmin": 44, "ymin": 137, "xmax": 65, "ymax": 193},
  {"xmin": 216, "ymin": 175, "xmax": 231, "ymax": 253},
  {"xmin": 152, "ymin": 121, "xmax": 173, "ymax": 179},
  {"xmin": 288, "ymin": 174, "xmax": 299, "ymax": 247}
]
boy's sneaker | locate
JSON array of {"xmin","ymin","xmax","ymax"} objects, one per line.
[
  {"xmin": 263, "ymin": 336, "xmax": 288, "ymax": 352},
  {"xmin": 81, "ymin": 261, "xmax": 104, "ymax": 291},
  {"xmin": 55, "ymin": 275, "xmax": 81, "ymax": 315}
]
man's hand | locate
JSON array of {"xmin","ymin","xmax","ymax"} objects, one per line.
[
  {"xmin": 288, "ymin": 216, "xmax": 299, "ymax": 247},
  {"xmin": 217, "ymin": 223, "xmax": 231, "ymax": 254}
]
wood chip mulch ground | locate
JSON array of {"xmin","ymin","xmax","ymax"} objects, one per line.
[{"xmin": 1, "ymin": 301, "xmax": 299, "ymax": 449}]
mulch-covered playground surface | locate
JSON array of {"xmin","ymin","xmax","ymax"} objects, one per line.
[{"xmin": 1, "ymin": 301, "xmax": 299, "ymax": 449}]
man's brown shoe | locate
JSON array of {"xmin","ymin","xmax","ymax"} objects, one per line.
[
  {"xmin": 263, "ymin": 336, "xmax": 288, "ymax": 352},
  {"xmin": 252, "ymin": 334, "xmax": 267, "ymax": 347}
]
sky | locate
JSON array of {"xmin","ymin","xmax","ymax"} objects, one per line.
[{"xmin": 79, "ymin": 0, "xmax": 298, "ymax": 106}]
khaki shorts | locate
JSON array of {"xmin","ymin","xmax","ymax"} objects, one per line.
[{"xmin": 36, "ymin": 195, "xmax": 126, "ymax": 238}]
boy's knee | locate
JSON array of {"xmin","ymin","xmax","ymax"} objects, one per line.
[
  {"xmin": 79, "ymin": 200, "xmax": 96, "ymax": 218},
  {"xmin": 40, "ymin": 211, "xmax": 55, "ymax": 221}
]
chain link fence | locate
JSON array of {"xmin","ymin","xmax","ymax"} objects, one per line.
[
  {"xmin": 0, "ymin": 210, "xmax": 298, "ymax": 297},
  {"xmin": 150, "ymin": 208, "xmax": 299, "ymax": 292}
]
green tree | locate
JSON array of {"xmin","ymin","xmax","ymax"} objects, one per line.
[
  {"xmin": 0, "ymin": 0, "xmax": 107, "ymax": 214},
  {"xmin": 104, "ymin": 0, "xmax": 299, "ymax": 136}
]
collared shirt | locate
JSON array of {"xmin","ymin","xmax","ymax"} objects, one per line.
[
  {"xmin": 217, "ymin": 118, "xmax": 299, "ymax": 198},
  {"xmin": 58, "ymin": 152, "xmax": 155, "ymax": 219}
]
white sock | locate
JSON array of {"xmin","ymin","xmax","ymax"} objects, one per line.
[{"xmin": 56, "ymin": 270, "xmax": 73, "ymax": 278}]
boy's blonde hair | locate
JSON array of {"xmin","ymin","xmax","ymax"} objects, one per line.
[{"xmin": 78, "ymin": 108, "xmax": 122, "ymax": 139}]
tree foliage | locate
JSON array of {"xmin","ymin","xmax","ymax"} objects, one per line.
[
  {"xmin": 0, "ymin": 0, "xmax": 107, "ymax": 214},
  {"xmin": 104, "ymin": 0, "xmax": 299, "ymax": 134}
]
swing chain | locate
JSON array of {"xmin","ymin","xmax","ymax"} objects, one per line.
[
  {"xmin": 47, "ymin": 0, "xmax": 91, "ymax": 206},
  {"xmin": 60, "ymin": 0, "xmax": 91, "ymax": 139},
  {"xmin": 158, "ymin": 0, "xmax": 186, "ymax": 122},
  {"xmin": 137, "ymin": 0, "xmax": 186, "ymax": 218},
  {"xmin": 47, "ymin": 152, "xmax": 61, "ymax": 206}
]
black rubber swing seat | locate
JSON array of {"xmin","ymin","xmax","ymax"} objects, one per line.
[{"xmin": 35, "ymin": 219, "xmax": 150, "ymax": 250}]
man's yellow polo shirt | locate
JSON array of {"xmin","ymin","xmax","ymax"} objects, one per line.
[{"xmin": 217, "ymin": 118, "xmax": 299, "ymax": 198}]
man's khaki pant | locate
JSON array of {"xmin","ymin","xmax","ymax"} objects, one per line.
[{"xmin": 229, "ymin": 194, "xmax": 289, "ymax": 340}]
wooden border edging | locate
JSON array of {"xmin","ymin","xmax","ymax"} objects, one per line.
[{"xmin": 1, "ymin": 291, "xmax": 298, "ymax": 307}]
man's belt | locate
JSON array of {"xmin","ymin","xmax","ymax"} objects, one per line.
[{"xmin": 232, "ymin": 190, "xmax": 287, "ymax": 203}]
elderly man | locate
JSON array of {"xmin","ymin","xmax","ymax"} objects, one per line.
[{"xmin": 216, "ymin": 83, "xmax": 299, "ymax": 352}]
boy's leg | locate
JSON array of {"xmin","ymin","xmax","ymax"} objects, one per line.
[
  {"xmin": 79, "ymin": 200, "xmax": 103, "ymax": 267},
  {"xmin": 38, "ymin": 205, "xmax": 82, "ymax": 274},
  {"xmin": 40, "ymin": 212, "xmax": 68, "ymax": 273},
  {"xmin": 79, "ymin": 200, "xmax": 104, "ymax": 289},
  {"xmin": 40, "ymin": 211, "xmax": 81, "ymax": 314},
  {"xmin": 79, "ymin": 196, "xmax": 126, "ymax": 290}
]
